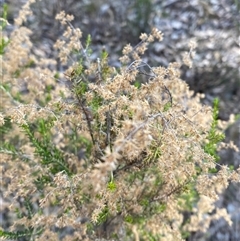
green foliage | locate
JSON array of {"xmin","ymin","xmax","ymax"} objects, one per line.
[
  {"xmin": 13, "ymin": 59, "xmax": 36, "ymax": 78},
  {"xmin": 144, "ymin": 144, "xmax": 162, "ymax": 165},
  {"xmin": 130, "ymin": 0, "xmax": 152, "ymax": 36},
  {"xmin": 107, "ymin": 180, "xmax": 117, "ymax": 192},
  {"xmin": 134, "ymin": 80, "xmax": 141, "ymax": 89},
  {"xmin": 140, "ymin": 229, "xmax": 162, "ymax": 241},
  {"xmin": 89, "ymin": 93, "xmax": 104, "ymax": 113},
  {"xmin": 0, "ymin": 228, "xmax": 42, "ymax": 240},
  {"xmin": 178, "ymin": 182, "xmax": 198, "ymax": 212},
  {"xmin": 74, "ymin": 81, "xmax": 88, "ymax": 96},
  {"xmin": 0, "ymin": 4, "xmax": 10, "ymax": 55},
  {"xmin": 0, "ymin": 142, "xmax": 18, "ymax": 159},
  {"xmin": 235, "ymin": 113, "xmax": 240, "ymax": 120},
  {"xmin": 204, "ymin": 98, "xmax": 225, "ymax": 161},
  {"xmin": 163, "ymin": 102, "xmax": 172, "ymax": 112},
  {"xmin": 96, "ymin": 206, "xmax": 109, "ymax": 225},
  {"xmin": 85, "ymin": 34, "xmax": 92, "ymax": 55},
  {"xmin": 0, "ymin": 117, "xmax": 31, "ymax": 162},
  {"xmin": 43, "ymin": 84, "xmax": 53, "ymax": 104},
  {"xmin": 20, "ymin": 118, "xmax": 72, "ymax": 176},
  {"xmin": 64, "ymin": 128, "xmax": 92, "ymax": 160},
  {"xmin": 0, "ymin": 116, "xmax": 12, "ymax": 137},
  {"xmin": 99, "ymin": 49, "xmax": 111, "ymax": 81},
  {"xmin": 125, "ymin": 215, "xmax": 134, "ymax": 223},
  {"xmin": 181, "ymin": 229, "xmax": 191, "ymax": 240},
  {"xmin": 34, "ymin": 174, "xmax": 52, "ymax": 190},
  {"xmin": 0, "ymin": 4, "xmax": 8, "ymax": 28},
  {"xmin": 124, "ymin": 214, "xmax": 145, "ymax": 226},
  {"xmin": 0, "ymin": 34, "xmax": 9, "ymax": 55},
  {"xmin": 24, "ymin": 197, "xmax": 34, "ymax": 219},
  {"xmin": 0, "ymin": 196, "xmax": 43, "ymax": 240},
  {"xmin": 0, "ymin": 82, "xmax": 24, "ymax": 103}
]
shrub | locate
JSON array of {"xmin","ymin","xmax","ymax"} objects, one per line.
[{"xmin": 1, "ymin": 1, "xmax": 239, "ymax": 240}]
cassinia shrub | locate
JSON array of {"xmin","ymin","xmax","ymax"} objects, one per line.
[{"xmin": 0, "ymin": 1, "xmax": 239, "ymax": 240}]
